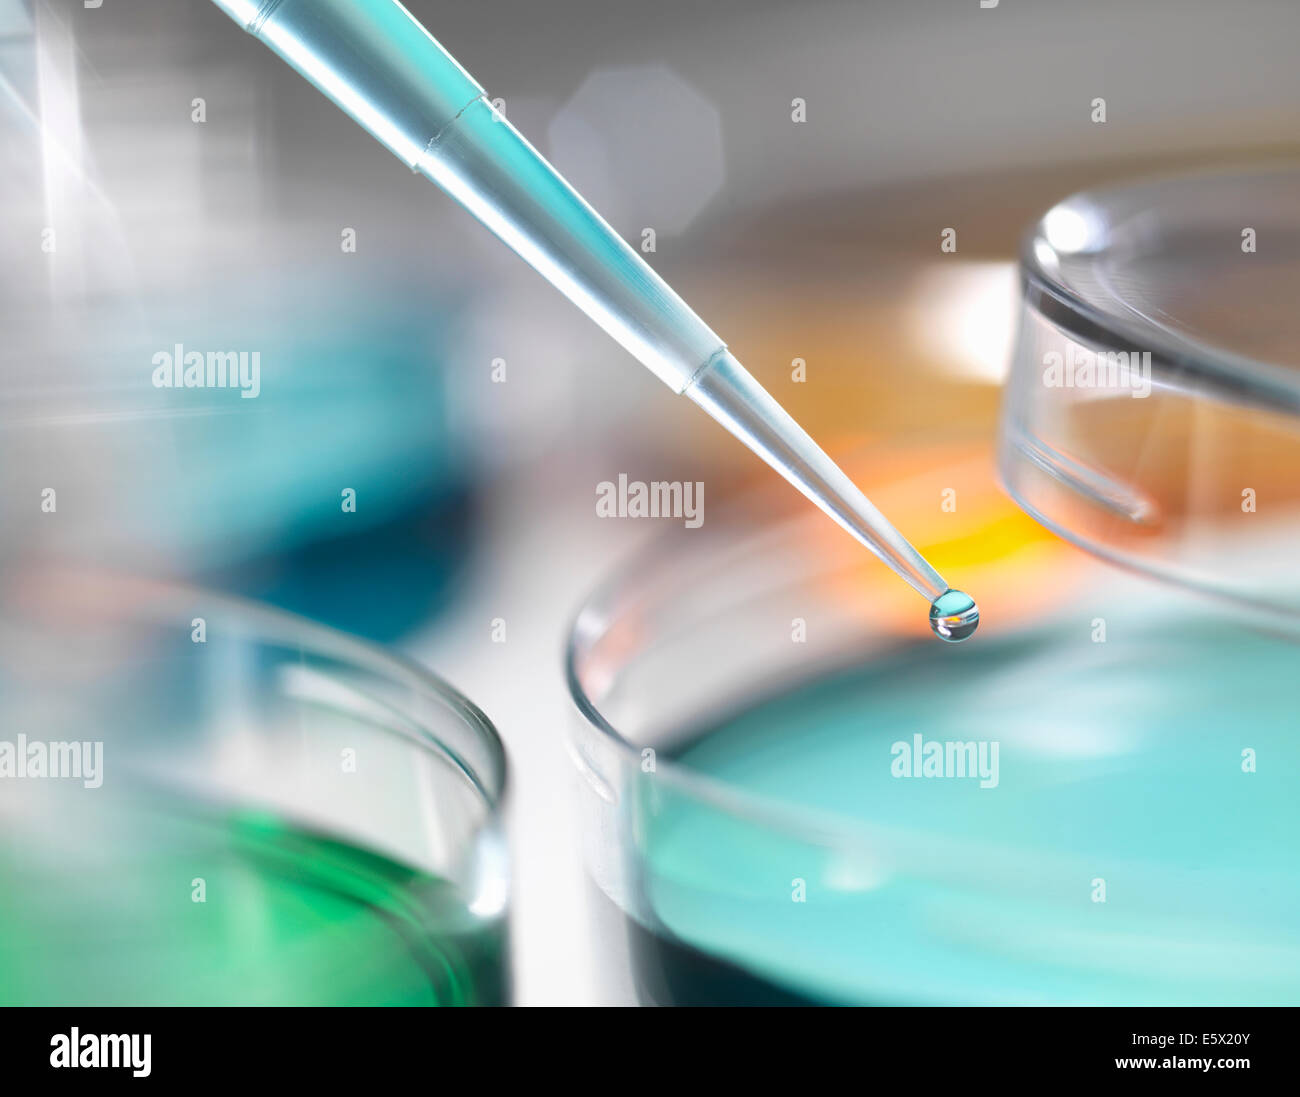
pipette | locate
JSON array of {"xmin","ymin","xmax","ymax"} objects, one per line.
[{"xmin": 210, "ymin": 0, "xmax": 978, "ymax": 641}]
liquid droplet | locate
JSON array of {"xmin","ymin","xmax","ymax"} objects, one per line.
[{"xmin": 929, "ymin": 589, "xmax": 979, "ymax": 643}]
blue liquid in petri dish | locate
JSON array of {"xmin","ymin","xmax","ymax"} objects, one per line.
[{"xmin": 626, "ymin": 601, "xmax": 1300, "ymax": 1005}]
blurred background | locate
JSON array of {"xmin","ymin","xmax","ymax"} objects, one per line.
[{"xmin": 3, "ymin": 0, "xmax": 1300, "ymax": 1004}]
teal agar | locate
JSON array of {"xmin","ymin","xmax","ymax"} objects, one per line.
[{"xmin": 621, "ymin": 600, "xmax": 1300, "ymax": 1005}]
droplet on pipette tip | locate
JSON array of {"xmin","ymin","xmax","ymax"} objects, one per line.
[{"xmin": 929, "ymin": 589, "xmax": 979, "ymax": 643}]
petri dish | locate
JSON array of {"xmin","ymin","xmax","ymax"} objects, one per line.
[
  {"xmin": 566, "ymin": 448, "xmax": 1300, "ymax": 1005},
  {"xmin": 1001, "ymin": 164, "xmax": 1300, "ymax": 624},
  {"xmin": 0, "ymin": 568, "xmax": 509, "ymax": 1006}
]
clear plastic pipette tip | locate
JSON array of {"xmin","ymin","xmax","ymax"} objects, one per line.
[
  {"xmin": 206, "ymin": 0, "xmax": 975, "ymax": 641},
  {"xmin": 685, "ymin": 350, "xmax": 977, "ymax": 641}
]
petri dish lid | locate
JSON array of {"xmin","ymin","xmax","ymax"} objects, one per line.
[{"xmin": 1000, "ymin": 164, "xmax": 1300, "ymax": 624}]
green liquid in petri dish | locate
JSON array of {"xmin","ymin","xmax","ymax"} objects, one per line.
[
  {"xmin": 0, "ymin": 796, "xmax": 507, "ymax": 1006},
  {"xmin": 623, "ymin": 602, "xmax": 1300, "ymax": 1006}
]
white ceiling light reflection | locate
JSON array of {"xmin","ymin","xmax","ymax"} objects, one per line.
[
  {"xmin": 907, "ymin": 261, "xmax": 1019, "ymax": 384},
  {"xmin": 1042, "ymin": 202, "xmax": 1106, "ymax": 255},
  {"xmin": 34, "ymin": 0, "xmax": 86, "ymax": 299}
]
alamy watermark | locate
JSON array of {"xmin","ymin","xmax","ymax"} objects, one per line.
[
  {"xmin": 50, "ymin": 1028, "xmax": 150, "ymax": 1078},
  {"xmin": 152, "ymin": 344, "xmax": 261, "ymax": 398},
  {"xmin": 596, "ymin": 474, "xmax": 703, "ymax": 528},
  {"xmin": 0, "ymin": 734, "xmax": 103, "ymax": 789},
  {"xmin": 891, "ymin": 734, "xmax": 999, "ymax": 789},
  {"xmin": 1042, "ymin": 345, "xmax": 1151, "ymax": 399}
]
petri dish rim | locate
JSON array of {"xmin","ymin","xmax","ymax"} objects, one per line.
[
  {"xmin": 0, "ymin": 568, "xmax": 512, "ymax": 1006},
  {"xmin": 3, "ymin": 568, "xmax": 509, "ymax": 813},
  {"xmin": 564, "ymin": 510, "xmax": 971, "ymax": 855},
  {"xmin": 1003, "ymin": 162, "xmax": 1300, "ymax": 625},
  {"xmin": 1018, "ymin": 161, "xmax": 1300, "ymax": 413},
  {"xmin": 563, "ymin": 475, "xmax": 1300, "ymax": 1006},
  {"xmin": 563, "ymin": 450, "xmax": 1297, "ymax": 852}
]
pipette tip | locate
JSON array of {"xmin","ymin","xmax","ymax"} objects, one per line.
[{"xmin": 929, "ymin": 589, "xmax": 980, "ymax": 643}]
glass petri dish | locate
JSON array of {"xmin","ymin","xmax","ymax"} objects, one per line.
[
  {"xmin": 0, "ymin": 568, "xmax": 508, "ymax": 1006},
  {"xmin": 1001, "ymin": 164, "xmax": 1300, "ymax": 624},
  {"xmin": 566, "ymin": 448, "xmax": 1300, "ymax": 1005}
]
